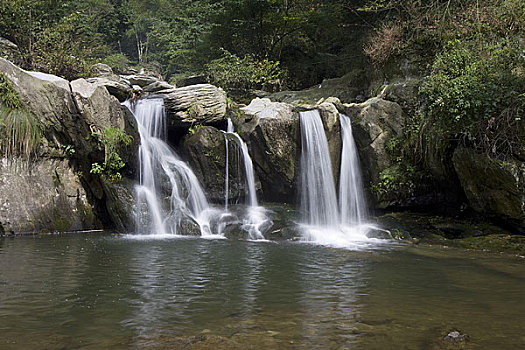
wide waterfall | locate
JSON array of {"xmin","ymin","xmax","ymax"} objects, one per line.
[
  {"xmin": 125, "ymin": 98, "xmax": 220, "ymax": 237},
  {"xmin": 299, "ymin": 110, "xmax": 373, "ymax": 246},
  {"xmin": 223, "ymin": 119, "xmax": 271, "ymax": 240}
]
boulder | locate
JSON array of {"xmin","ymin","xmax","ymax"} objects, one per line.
[
  {"xmin": 120, "ymin": 74, "xmax": 158, "ymax": 88},
  {"xmin": 143, "ymin": 81, "xmax": 174, "ymax": 93},
  {"xmin": 0, "ymin": 37, "xmax": 21, "ymax": 65},
  {"xmin": 183, "ymin": 126, "xmax": 248, "ymax": 203},
  {"xmin": 161, "ymin": 84, "xmax": 227, "ymax": 127},
  {"xmin": 102, "ymin": 178, "xmax": 137, "ymax": 232},
  {"xmin": 344, "ymin": 97, "xmax": 405, "ymax": 183},
  {"xmin": 0, "ymin": 158, "xmax": 98, "ymax": 234},
  {"xmin": 453, "ymin": 148, "xmax": 525, "ymax": 228},
  {"xmin": 90, "ymin": 63, "xmax": 113, "ymax": 77},
  {"xmin": 86, "ymin": 77, "xmax": 131, "ymax": 102},
  {"xmin": 70, "ymin": 78, "xmax": 139, "ymax": 168},
  {"xmin": 235, "ymin": 98, "xmax": 299, "ymax": 202},
  {"xmin": 269, "ymin": 70, "xmax": 368, "ymax": 104}
]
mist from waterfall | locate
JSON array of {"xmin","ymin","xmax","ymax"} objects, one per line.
[{"xmin": 125, "ymin": 98, "xmax": 220, "ymax": 237}]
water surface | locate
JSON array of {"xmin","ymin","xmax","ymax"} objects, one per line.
[{"xmin": 0, "ymin": 233, "xmax": 524, "ymax": 349}]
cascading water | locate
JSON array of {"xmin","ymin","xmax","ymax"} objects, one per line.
[
  {"xmin": 299, "ymin": 110, "xmax": 340, "ymax": 227},
  {"xmin": 223, "ymin": 119, "xmax": 271, "ymax": 239},
  {"xmin": 299, "ymin": 110, "xmax": 376, "ymax": 247},
  {"xmin": 339, "ymin": 114, "xmax": 367, "ymax": 225},
  {"xmin": 125, "ymin": 98, "xmax": 220, "ymax": 237}
]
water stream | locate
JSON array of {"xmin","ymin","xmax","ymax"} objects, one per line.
[{"xmin": 125, "ymin": 98, "xmax": 220, "ymax": 237}]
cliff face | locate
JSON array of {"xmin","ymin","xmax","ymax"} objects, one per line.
[{"xmin": 0, "ymin": 58, "xmax": 137, "ymax": 234}]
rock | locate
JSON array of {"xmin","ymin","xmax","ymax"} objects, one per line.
[
  {"xmin": 183, "ymin": 126, "xmax": 248, "ymax": 203},
  {"xmin": 143, "ymin": 80, "xmax": 174, "ymax": 93},
  {"xmin": 70, "ymin": 78, "xmax": 139, "ymax": 168},
  {"xmin": 102, "ymin": 178, "xmax": 137, "ymax": 232},
  {"xmin": 380, "ymin": 78, "xmax": 421, "ymax": 114},
  {"xmin": 161, "ymin": 84, "xmax": 227, "ymax": 127},
  {"xmin": 174, "ymin": 75, "xmax": 207, "ymax": 87},
  {"xmin": 0, "ymin": 158, "xmax": 98, "ymax": 234},
  {"xmin": 443, "ymin": 330, "xmax": 469, "ymax": 343},
  {"xmin": 269, "ymin": 70, "xmax": 368, "ymax": 104},
  {"xmin": 453, "ymin": 148, "xmax": 525, "ymax": 228},
  {"xmin": 120, "ymin": 74, "xmax": 158, "ymax": 88},
  {"xmin": 90, "ymin": 63, "xmax": 113, "ymax": 76},
  {"xmin": 345, "ymin": 97, "xmax": 405, "ymax": 183},
  {"xmin": 235, "ymin": 98, "xmax": 299, "ymax": 201},
  {"xmin": 86, "ymin": 77, "xmax": 131, "ymax": 102},
  {"xmin": 317, "ymin": 101, "xmax": 342, "ymax": 182},
  {"xmin": 0, "ymin": 37, "xmax": 22, "ymax": 65}
]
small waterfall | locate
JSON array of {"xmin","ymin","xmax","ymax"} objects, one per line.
[
  {"xmin": 126, "ymin": 98, "xmax": 218, "ymax": 236},
  {"xmin": 299, "ymin": 110, "xmax": 377, "ymax": 247},
  {"xmin": 223, "ymin": 119, "xmax": 270, "ymax": 239},
  {"xmin": 299, "ymin": 110, "xmax": 340, "ymax": 226},
  {"xmin": 339, "ymin": 114, "xmax": 367, "ymax": 225}
]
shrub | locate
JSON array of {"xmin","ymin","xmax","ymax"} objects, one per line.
[
  {"xmin": 420, "ymin": 39, "xmax": 524, "ymax": 158},
  {"xmin": 206, "ymin": 49, "xmax": 285, "ymax": 93},
  {"xmin": 364, "ymin": 23, "xmax": 404, "ymax": 65},
  {"xmin": 91, "ymin": 127, "xmax": 134, "ymax": 181}
]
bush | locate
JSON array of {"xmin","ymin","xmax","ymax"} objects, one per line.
[
  {"xmin": 364, "ymin": 23, "xmax": 404, "ymax": 65},
  {"xmin": 91, "ymin": 127, "xmax": 134, "ymax": 182},
  {"xmin": 420, "ymin": 39, "xmax": 524, "ymax": 158},
  {"xmin": 206, "ymin": 49, "xmax": 285, "ymax": 93}
]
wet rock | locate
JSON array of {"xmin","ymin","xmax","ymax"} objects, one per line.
[
  {"xmin": 102, "ymin": 178, "xmax": 137, "ymax": 233},
  {"xmin": 160, "ymin": 84, "xmax": 227, "ymax": 127},
  {"xmin": 443, "ymin": 330, "xmax": 470, "ymax": 344},
  {"xmin": 453, "ymin": 148, "xmax": 525, "ymax": 228},
  {"xmin": 183, "ymin": 126, "xmax": 248, "ymax": 203}
]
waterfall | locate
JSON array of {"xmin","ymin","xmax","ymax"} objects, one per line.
[
  {"xmin": 223, "ymin": 119, "xmax": 270, "ymax": 239},
  {"xmin": 339, "ymin": 114, "xmax": 367, "ymax": 225},
  {"xmin": 299, "ymin": 110, "xmax": 340, "ymax": 226},
  {"xmin": 299, "ymin": 110, "xmax": 377, "ymax": 247},
  {"xmin": 125, "ymin": 98, "xmax": 217, "ymax": 236}
]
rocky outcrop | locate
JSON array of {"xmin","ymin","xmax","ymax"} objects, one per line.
[
  {"xmin": 183, "ymin": 126, "xmax": 251, "ymax": 203},
  {"xmin": 453, "ymin": 148, "xmax": 525, "ymax": 229},
  {"xmin": 70, "ymin": 78, "xmax": 139, "ymax": 168},
  {"xmin": 0, "ymin": 158, "xmax": 97, "ymax": 234},
  {"xmin": 0, "ymin": 58, "xmax": 139, "ymax": 233},
  {"xmin": 160, "ymin": 84, "xmax": 227, "ymax": 127}
]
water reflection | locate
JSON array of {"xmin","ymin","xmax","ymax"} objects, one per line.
[{"xmin": 0, "ymin": 235, "xmax": 523, "ymax": 349}]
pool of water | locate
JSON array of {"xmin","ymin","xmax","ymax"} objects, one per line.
[{"xmin": 0, "ymin": 233, "xmax": 524, "ymax": 349}]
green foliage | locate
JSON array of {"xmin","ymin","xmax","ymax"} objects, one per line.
[
  {"xmin": 101, "ymin": 53, "xmax": 131, "ymax": 74},
  {"xmin": 0, "ymin": 73, "xmax": 41, "ymax": 158},
  {"xmin": 371, "ymin": 163, "xmax": 425, "ymax": 198},
  {"xmin": 0, "ymin": 73, "xmax": 22, "ymax": 109},
  {"xmin": 420, "ymin": 39, "xmax": 524, "ymax": 157},
  {"xmin": 0, "ymin": 106, "xmax": 41, "ymax": 158},
  {"xmin": 206, "ymin": 49, "xmax": 285, "ymax": 93},
  {"xmin": 90, "ymin": 127, "xmax": 133, "ymax": 182}
]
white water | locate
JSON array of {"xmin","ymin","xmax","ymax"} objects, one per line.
[
  {"xmin": 299, "ymin": 110, "xmax": 340, "ymax": 226},
  {"xmin": 125, "ymin": 98, "xmax": 220, "ymax": 236},
  {"xmin": 223, "ymin": 119, "xmax": 271, "ymax": 239},
  {"xmin": 339, "ymin": 114, "xmax": 367, "ymax": 225},
  {"xmin": 299, "ymin": 110, "xmax": 377, "ymax": 247}
]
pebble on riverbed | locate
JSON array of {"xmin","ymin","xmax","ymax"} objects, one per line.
[{"xmin": 443, "ymin": 330, "xmax": 470, "ymax": 342}]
